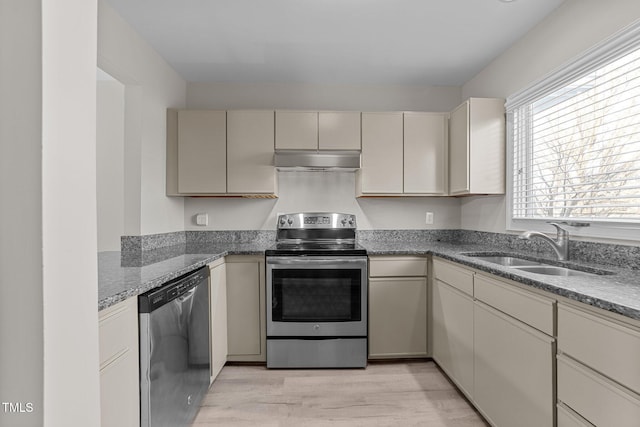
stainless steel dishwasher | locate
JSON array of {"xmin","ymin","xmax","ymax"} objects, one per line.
[{"xmin": 139, "ymin": 266, "xmax": 210, "ymax": 427}]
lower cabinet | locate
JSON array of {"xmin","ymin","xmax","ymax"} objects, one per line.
[
  {"xmin": 368, "ymin": 256, "xmax": 428, "ymax": 359},
  {"xmin": 209, "ymin": 258, "xmax": 228, "ymax": 382},
  {"xmin": 225, "ymin": 255, "xmax": 266, "ymax": 362},
  {"xmin": 98, "ymin": 297, "xmax": 139, "ymax": 427},
  {"xmin": 431, "ymin": 257, "xmax": 555, "ymax": 427},
  {"xmin": 557, "ymin": 302, "xmax": 640, "ymax": 426},
  {"xmin": 431, "ymin": 278, "xmax": 474, "ymax": 398},
  {"xmin": 474, "ymin": 300, "xmax": 555, "ymax": 427}
]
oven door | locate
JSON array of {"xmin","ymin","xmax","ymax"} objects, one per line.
[{"xmin": 266, "ymin": 256, "xmax": 367, "ymax": 337}]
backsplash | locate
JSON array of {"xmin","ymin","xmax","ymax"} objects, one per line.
[{"xmin": 120, "ymin": 229, "xmax": 640, "ymax": 270}]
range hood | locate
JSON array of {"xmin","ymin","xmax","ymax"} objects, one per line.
[{"xmin": 274, "ymin": 150, "xmax": 361, "ymax": 171}]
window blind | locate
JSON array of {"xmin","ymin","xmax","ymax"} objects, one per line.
[{"xmin": 508, "ymin": 20, "xmax": 640, "ymax": 223}]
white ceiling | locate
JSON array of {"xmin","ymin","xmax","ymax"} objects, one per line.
[{"xmin": 106, "ymin": 0, "xmax": 565, "ymax": 86}]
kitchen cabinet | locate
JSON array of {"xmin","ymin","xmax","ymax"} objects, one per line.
[
  {"xmin": 227, "ymin": 110, "xmax": 277, "ymax": 195},
  {"xmin": 431, "ymin": 258, "xmax": 474, "ymax": 398},
  {"xmin": 318, "ymin": 111, "xmax": 361, "ymax": 150},
  {"xmin": 403, "ymin": 112, "xmax": 448, "ymax": 195},
  {"xmin": 177, "ymin": 109, "xmax": 227, "ymax": 194},
  {"xmin": 431, "ymin": 259, "xmax": 555, "ymax": 426},
  {"xmin": 275, "ymin": 111, "xmax": 318, "ymax": 150},
  {"xmin": 209, "ymin": 258, "xmax": 228, "ymax": 382},
  {"xmin": 473, "ymin": 273, "xmax": 555, "ymax": 427},
  {"xmin": 225, "ymin": 255, "xmax": 266, "ymax": 362},
  {"xmin": 557, "ymin": 302, "xmax": 640, "ymax": 426},
  {"xmin": 98, "ymin": 297, "xmax": 139, "ymax": 427},
  {"xmin": 167, "ymin": 109, "xmax": 277, "ymax": 197},
  {"xmin": 275, "ymin": 110, "xmax": 361, "ymax": 150},
  {"xmin": 449, "ymin": 97, "xmax": 505, "ymax": 195},
  {"xmin": 358, "ymin": 112, "xmax": 448, "ymax": 196},
  {"xmin": 358, "ymin": 112, "xmax": 404, "ymax": 194},
  {"xmin": 368, "ymin": 256, "xmax": 428, "ymax": 359}
]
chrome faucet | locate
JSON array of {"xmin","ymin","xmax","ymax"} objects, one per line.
[{"xmin": 519, "ymin": 222, "xmax": 569, "ymax": 261}]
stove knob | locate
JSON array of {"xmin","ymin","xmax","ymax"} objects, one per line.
[
  {"xmin": 341, "ymin": 218, "xmax": 348, "ymax": 226},
  {"xmin": 348, "ymin": 219, "xmax": 354, "ymax": 226},
  {"xmin": 287, "ymin": 218, "xmax": 293, "ymax": 225},
  {"xmin": 279, "ymin": 217, "xmax": 287, "ymax": 226}
]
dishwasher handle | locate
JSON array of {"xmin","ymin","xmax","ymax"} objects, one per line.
[{"xmin": 139, "ymin": 266, "xmax": 209, "ymax": 313}]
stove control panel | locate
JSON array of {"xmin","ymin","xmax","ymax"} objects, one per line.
[{"xmin": 277, "ymin": 213, "xmax": 356, "ymax": 229}]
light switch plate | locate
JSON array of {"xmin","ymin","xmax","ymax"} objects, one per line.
[
  {"xmin": 425, "ymin": 212, "xmax": 434, "ymax": 225},
  {"xmin": 196, "ymin": 213, "xmax": 209, "ymax": 226}
]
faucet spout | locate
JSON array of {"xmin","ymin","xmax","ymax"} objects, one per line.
[{"xmin": 519, "ymin": 223, "xmax": 569, "ymax": 261}]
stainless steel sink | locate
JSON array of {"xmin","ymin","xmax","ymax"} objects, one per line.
[
  {"xmin": 471, "ymin": 256, "xmax": 543, "ymax": 267},
  {"xmin": 462, "ymin": 252, "xmax": 613, "ymax": 276},
  {"xmin": 510, "ymin": 265, "xmax": 595, "ymax": 277}
]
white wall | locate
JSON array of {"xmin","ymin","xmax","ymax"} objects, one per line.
[
  {"xmin": 0, "ymin": 1, "xmax": 44, "ymax": 426},
  {"xmin": 460, "ymin": 0, "xmax": 640, "ymax": 234},
  {"xmin": 97, "ymin": 76, "xmax": 125, "ymax": 251},
  {"xmin": 185, "ymin": 82, "xmax": 461, "ymax": 230},
  {"xmin": 42, "ymin": 0, "xmax": 101, "ymax": 425},
  {"xmin": 98, "ymin": 0, "xmax": 187, "ymax": 237},
  {"xmin": 185, "ymin": 171, "xmax": 461, "ymax": 230}
]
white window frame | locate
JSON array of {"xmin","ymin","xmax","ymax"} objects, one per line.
[{"xmin": 506, "ymin": 19, "xmax": 640, "ymax": 242}]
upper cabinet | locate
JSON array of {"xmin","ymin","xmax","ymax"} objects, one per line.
[
  {"xmin": 358, "ymin": 112, "xmax": 404, "ymax": 194},
  {"xmin": 404, "ymin": 112, "xmax": 448, "ymax": 194},
  {"xmin": 449, "ymin": 98, "xmax": 505, "ymax": 196},
  {"xmin": 318, "ymin": 111, "xmax": 361, "ymax": 150},
  {"xmin": 167, "ymin": 109, "xmax": 277, "ymax": 197},
  {"xmin": 275, "ymin": 111, "xmax": 361, "ymax": 151},
  {"xmin": 275, "ymin": 111, "xmax": 317, "ymax": 150},
  {"xmin": 357, "ymin": 112, "xmax": 448, "ymax": 196},
  {"xmin": 227, "ymin": 110, "xmax": 277, "ymax": 195},
  {"xmin": 177, "ymin": 110, "xmax": 227, "ymax": 194}
]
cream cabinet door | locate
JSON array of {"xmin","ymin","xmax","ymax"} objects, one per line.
[
  {"xmin": 226, "ymin": 256, "xmax": 266, "ymax": 362},
  {"xmin": 432, "ymin": 279, "xmax": 474, "ymax": 399},
  {"xmin": 177, "ymin": 110, "xmax": 226, "ymax": 194},
  {"xmin": 99, "ymin": 298, "xmax": 139, "ymax": 427},
  {"xmin": 275, "ymin": 111, "xmax": 318, "ymax": 150},
  {"xmin": 449, "ymin": 101, "xmax": 469, "ymax": 195},
  {"xmin": 318, "ymin": 111, "xmax": 361, "ymax": 150},
  {"xmin": 369, "ymin": 277, "xmax": 427, "ymax": 358},
  {"xmin": 227, "ymin": 110, "xmax": 276, "ymax": 194},
  {"xmin": 404, "ymin": 112, "xmax": 447, "ymax": 194},
  {"xmin": 360, "ymin": 112, "xmax": 403, "ymax": 194},
  {"xmin": 474, "ymin": 301, "xmax": 555, "ymax": 427},
  {"xmin": 209, "ymin": 259, "xmax": 228, "ymax": 382},
  {"xmin": 449, "ymin": 98, "xmax": 505, "ymax": 195}
]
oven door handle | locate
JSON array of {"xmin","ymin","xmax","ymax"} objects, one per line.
[{"xmin": 267, "ymin": 257, "xmax": 366, "ymax": 266}]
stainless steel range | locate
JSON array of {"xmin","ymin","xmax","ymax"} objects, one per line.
[{"xmin": 265, "ymin": 212, "xmax": 368, "ymax": 369}]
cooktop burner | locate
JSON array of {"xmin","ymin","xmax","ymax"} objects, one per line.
[
  {"xmin": 265, "ymin": 242, "xmax": 367, "ymax": 256},
  {"xmin": 266, "ymin": 212, "xmax": 367, "ymax": 256}
]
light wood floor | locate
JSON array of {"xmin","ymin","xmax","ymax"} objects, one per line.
[{"xmin": 194, "ymin": 361, "xmax": 488, "ymax": 426}]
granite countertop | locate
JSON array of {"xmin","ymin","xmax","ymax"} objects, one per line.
[
  {"xmin": 98, "ymin": 237, "xmax": 640, "ymax": 322},
  {"xmin": 98, "ymin": 242, "xmax": 271, "ymax": 311},
  {"xmin": 364, "ymin": 240, "xmax": 640, "ymax": 321}
]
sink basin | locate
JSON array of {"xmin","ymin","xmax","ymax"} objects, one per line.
[
  {"xmin": 510, "ymin": 265, "xmax": 595, "ymax": 277},
  {"xmin": 471, "ymin": 256, "xmax": 543, "ymax": 267},
  {"xmin": 462, "ymin": 252, "xmax": 614, "ymax": 276}
]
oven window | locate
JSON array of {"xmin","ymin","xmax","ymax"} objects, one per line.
[{"xmin": 271, "ymin": 269, "xmax": 361, "ymax": 322}]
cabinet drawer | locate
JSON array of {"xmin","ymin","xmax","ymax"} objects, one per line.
[
  {"xmin": 99, "ymin": 298, "xmax": 137, "ymax": 368},
  {"xmin": 475, "ymin": 274, "xmax": 554, "ymax": 336},
  {"xmin": 369, "ymin": 256, "xmax": 427, "ymax": 277},
  {"xmin": 557, "ymin": 403, "xmax": 594, "ymax": 427},
  {"xmin": 558, "ymin": 303, "xmax": 640, "ymax": 393},
  {"xmin": 558, "ymin": 354, "xmax": 640, "ymax": 427},
  {"xmin": 432, "ymin": 258, "xmax": 473, "ymax": 296}
]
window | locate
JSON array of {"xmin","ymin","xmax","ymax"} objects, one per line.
[{"xmin": 506, "ymin": 21, "xmax": 640, "ymax": 240}]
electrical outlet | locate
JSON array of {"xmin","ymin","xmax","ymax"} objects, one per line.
[{"xmin": 425, "ymin": 212, "xmax": 434, "ymax": 225}]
